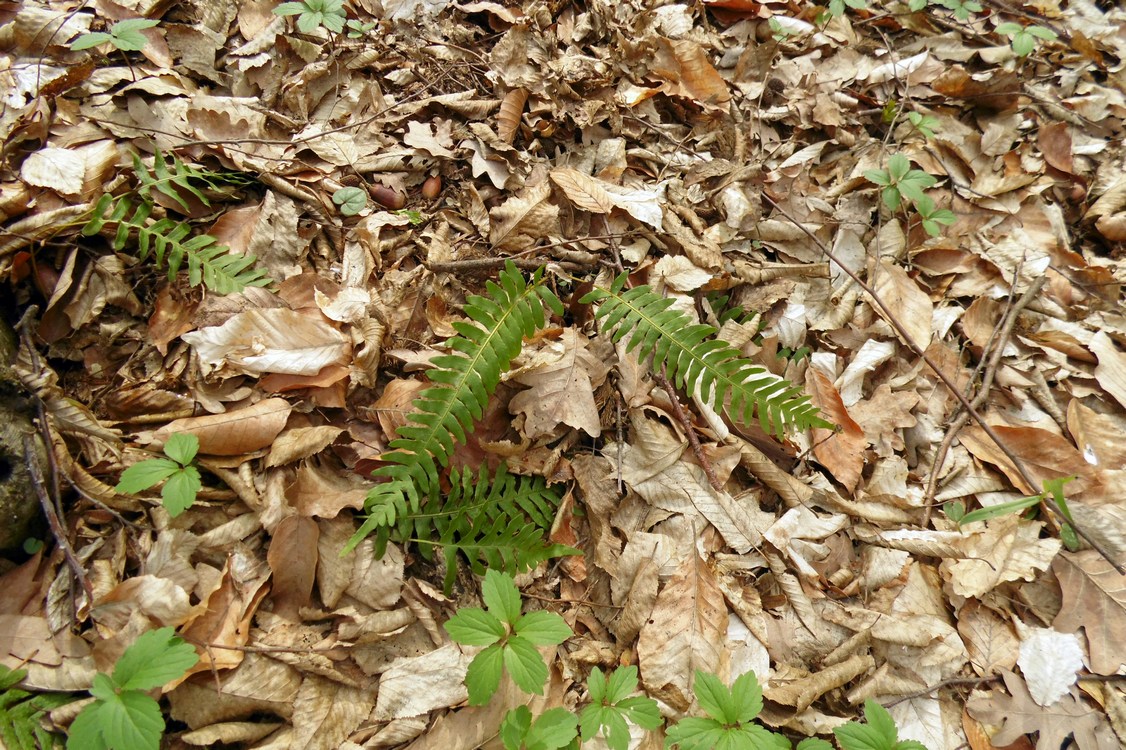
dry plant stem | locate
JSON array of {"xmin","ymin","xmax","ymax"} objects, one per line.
[
  {"xmin": 24, "ymin": 435, "xmax": 94, "ymax": 611},
  {"xmin": 653, "ymin": 370, "xmax": 723, "ymax": 491},
  {"xmin": 426, "ymin": 257, "xmax": 584, "ymax": 273},
  {"xmin": 922, "ymin": 276, "xmax": 1046, "ymax": 523},
  {"xmin": 764, "ymin": 195, "xmax": 1126, "ymax": 574},
  {"xmin": 886, "ymin": 675, "xmax": 1000, "ymax": 705}
]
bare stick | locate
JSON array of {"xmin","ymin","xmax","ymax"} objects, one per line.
[{"xmin": 654, "ymin": 370, "xmax": 723, "ymax": 491}]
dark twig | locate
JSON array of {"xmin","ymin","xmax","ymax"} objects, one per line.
[{"xmin": 654, "ymin": 370, "xmax": 723, "ymax": 491}]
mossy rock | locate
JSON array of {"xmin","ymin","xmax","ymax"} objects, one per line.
[{"xmin": 0, "ymin": 318, "xmax": 45, "ymax": 551}]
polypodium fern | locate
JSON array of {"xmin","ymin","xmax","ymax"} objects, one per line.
[
  {"xmin": 81, "ymin": 149, "xmax": 270, "ymax": 295},
  {"xmin": 377, "ymin": 463, "xmax": 579, "ymax": 592},
  {"xmin": 0, "ymin": 665, "xmax": 71, "ymax": 750},
  {"xmin": 581, "ymin": 273, "xmax": 830, "ymax": 436},
  {"xmin": 346, "ymin": 262, "xmax": 564, "ymax": 552}
]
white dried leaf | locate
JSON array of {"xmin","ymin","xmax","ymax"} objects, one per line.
[
  {"xmin": 1018, "ymin": 627, "xmax": 1085, "ymax": 707},
  {"xmin": 183, "ymin": 308, "xmax": 350, "ymax": 376},
  {"xmin": 20, "ymin": 147, "xmax": 85, "ymax": 195}
]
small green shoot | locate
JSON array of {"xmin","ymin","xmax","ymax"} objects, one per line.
[
  {"xmin": 70, "ymin": 19, "xmax": 159, "ymax": 52},
  {"xmin": 332, "ymin": 187, "xmax": 368, "ymax": 216},
  {"xmin": 957, "ymin": 477, "xmax": 1076, "ymax": 530},
  {"xmin": 1043, "ymin": 476, "xmax": 1080, "ymax": 551},
  {"xmin": 943, "ymin": 500, "xmax": 966, "ymax": 523},
  {"xmin": 392, "ymin": 208, "xmax": 425, "ymax": 225},
  {"xmin": 826, "ymin": 0, "xmax": 867, "ymax": 19},
  {"xmin": 996, "ymin": 22, "xmax": 1058, "ymax": 57},
  {"xmin": 66, "ymin": 628, "xmax": 199, "ymax": 750},
  {"xmin": 833, "ymin": 699, "xmax": 928, "ymax": 750},
  {"xmin": 768, "ymin": 18, "xmax": 792, "ymax": 41},
  {"xmin": 273, "ymin": 0, "xmax": 347, "ymax": 34},
  {"xmin": 906, "ymin": 112, "xmax": 939, "ymax": 139},
  {"xmin": 864, "ymin": 154, "xmax": 938, "ymax": 212},
  {"xmin": 346, "ymin": 19, "xmax": 376, "ymax": 38},
  {"xmin": 938, "ymin": 0, "xmax": 981, "ymax": 21},
  {"xmin": 114, "ymin": 433, "xmax": 201, "ymax": 517},
  {"xmin": 444, "ymin": 570, "xmax": 572, "ymax": 705},
  {"xmin": 579, "ymin": 666, "xmax": 661, "ymax": 750},
  {"xmin": 907, "ymin": 0, "xmax": 928, "ymax": 11},
  {"xmin": 500, "ymin": 706, "xmax": 578, "ymax": 750},
  {"xmin": 664, "ymin": 670, "xmax": 790, "ymax": 750},
  {"xmin": 914, "ymin": 195, "xmax": 956, "ymax": 237}
]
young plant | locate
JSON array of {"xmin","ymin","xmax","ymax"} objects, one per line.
[
  {"xmin": 332, "ymin": 187, "xmax": 368, "ymax": 216},
  {"xmin": 273, "ymin": 0, "xmax": 347, "ymax": 34},
  {"xmin": 995, "ymin": 22, "xmax": 1058, "ymax": 57},
  {"xmin": 826, "ymin": 0, "xmax": 866, "ymax": 20},
  {"xmin": 0, "ymin": 664, "xmax": 72, "ymax": 750},
  {"xmin": 70, "ymin": 19, "xmax": 159, "ymax": 52},
  {"xmin": 500, "ymin": 706, "xmax": 578, "ymax": 750},
  {"xmin": 913, "ymin": 195, "xmax": 956, "ymax": 238},
  {"xmin": 906, "ymin": 112, "xmax": 939, "ymax": 140},
  {"xmin": 114, "ymin": 433, "xmax": 201, "ymax": 517},
  {"xmin": 938, "ymin": 0, "xmax": 981, "ymax": 21},
  {"xmin": 579, "ymin": 666, "xmax": 661, "ymax": 750},
  {"xmin": 664, "ymin": 670, "xmax": 793, "ymax": 750},
  {"xmin": 443, "ymin": 570, "xmax": 572, "ymax": 706},
  {"xmin": 864, "ymin": 154, "xmax": 937, "ymax": 212},
  {"xmin": 833, "ymin": 700, "xmax": 928, "ymax": 750},
  {"xmin": 66, "ymin": 627, "xmax": 199, "ymax": 750},
  {"xmin": 345, "ymin": 19, "xmax": 376, "ymax": 38},
  {"xmin": 954, "ymin": 476, "xmax": 1078, "ymax": 549}
]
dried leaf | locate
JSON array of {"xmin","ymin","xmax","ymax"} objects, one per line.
[
  {"xmin": 154, "ymin": 398, "xmax": 292, "ymax": 456},
  {"xmin": 805, "ymin": 368, "xmax": 866, "ymax": 493},
  {"xmin": 183, "ymin": 308, "xmax": 351, "ymax": 376},
  {"xmin": 1052, "ymin": 551, "xmax": 1126, "ymax": 675}
]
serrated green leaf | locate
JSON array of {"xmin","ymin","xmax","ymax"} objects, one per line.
[
  {"xmin": 483, "ymin": 569, "xmax": 523, "ymax": 625},
  {"xmin": 691, "ymin": 671, "xmax": 731, "ymax": 724},
  {"xmin": 887, "ymin": 154, "xmax": 910, "ymax": 181},
  {"xmin": 444, "ymin": 608, "xmax": 507, "ymax": 646},
  {"xmin": 513, "ymin": 611, "xmax": 571, "ymax": 646},
  {"xmin": 665, "ymin": 717, "xmax": 725, "ymax": 750},
  {"xmin": 69, "ymin": 32, "xmax": 112, "ymax": 50},
  {"xmin": 729, "ymin": 671, "xmax": 764, "ymax": 724},
  {"xmin": 162, "ymin": 433, "xmax": 198, "ymax": 466},
  {"xmin": 466, "ymin": 645, "xmax": 504, "ymax": 706},
  {"xmin": 525, "ymin": 708, "xmax": 578, "ymax": 750},
  {"xmin": 66, "ymin": 701, "xmax": 110, "ymax": 750},
  {"xmin": 797, "ymin": 739, "xmax": 835, "ymax": 750},
  {"xmin": 273, "ymin": 1, "xmax": 308, "ymax": 15},
  {"xmin": 617, "ymin": 695, "xmax": 661, "ymax": 728},
  {"xmin": 864, "ymin": 170, "xmax": 891, "ymax": 187},
  {"xmin": 114, "ymin": 459, "xmax": 179, "ymax": 494},
  {"xmin": 98, "ymin": 691, "xmax": 162, "ymax": 750},
  {"xmin": 587, "ymin": 666, "xmax": 608, "ymax": 704},
  {"xmin": 501, "ymin": 706, "xmax": 533, "ymax": 750},
  {"xmin": 160, "ymin": 468, "xmax": 200, "ymax": 517},
  {"xmin": 604, "ymin": 665, "xmax": 638, "ymax": 704},
  {"xmin": 503, "ymin": 636, "xmax": 548, "ymax": 695},
  {"xmin": 112, "ymin": 627, "xmax": 199, "ymax": 691}
]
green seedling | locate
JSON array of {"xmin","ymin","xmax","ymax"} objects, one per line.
[
  {"xmin": 114, "ymin": 433, "xmax": 201, "ymax": 517},
  {"xmin": 444, "ymin": 570, "xmax": 572, "ymax": 705},
  {"xmin": 579, "ymin": 666, "xmax": 661, "ymax": 750},
  {"xmin": 913, "ymin": 194, "xmax": 956, "ymax": 237},
  {"xmin": 833, "ymin": 700, "xmax": 928, "ymax": 750},
  {"xmin": 826, "ymin": 0, "xmax": 867, "ymax": 19},
  {"xmin": 500, "ymin": 707, "xmax": 578, "ymax": 750},
  {"xmin": 273, "ymin": 0, "xmax": 347, "ymax": 33},
  {"xmin": 665, "ymin": 670, "xmax": 795, "ymax": 750},
  {"xmin": 66, "ymin": 628, "xmax": 198, "ymax": 750},
  {"xmin": 996, "ymin": 22, "xmax": 1058, "ymax": 57},
  {"xmin": 332, "ymin": 187, "xmax": 368, "ymax": 216},
  {"xmin": 346, "ymin": 19, "xmax": 376, "ymax": 38},
  {"xmin": 939, "ymin": 0, "xmax": 981, "ymax": 21},
  {"xmin": 906, "ymin": 112, "xmax": 939, "ymax": 139},
  {"xmin": 70, "ymin": 19, "xmax": 159, "ymax": 52},
  {"xmin": 864, "ymin": 154, "xmax": 938, "ymax": 212}
]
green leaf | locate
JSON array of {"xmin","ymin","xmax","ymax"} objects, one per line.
[
  {"xmin": 69, "ymin": 32, "xmax": 112, "ymax": 50},
  {"xmin": 513, "ymin": 611, "xmax": 571, "ymax": 646},
  {"xmin": 66, "ymin": 701, "xmax": 111, "ymax": 750},
  {"xmin": 465, "ymin": 645, "xmax": 504, "ymax": 706},
  {"xmin": 1012, "ymin": 32, "xmax": 1035, "ymax": 56},
  {"xmin": 729, "ymin": 671, "xmax": 764, "ymax": 724},
  {"xmin": 864, "ymin": 169, "xmax": 891, "ymax": 187},
  {"xmin": 604, "ymin": 665, "xmax": 638, "ymax": 704},
  {"xmin": 1027, "ymin": 25, "xmax": 1058, "ymax": 40},
  {"xmin": 887, "ymin": 154, "xmax": 910, "ymax": 181},
  {"xmin": 957, "ymin": 494, "xmax": 1041, "ymax": 525},
  {"xmin": 112, "ymin": 627, "xmax": 199, "ymax": 691},
  {"xmin": 501, "ymin": 706, "xmax": 533, "ymax": 750},
  {"xmin": 995, "ymin": 22, "xmax": 1022, "ymax": 35},
  {"xmin": 273, "ymin": 2, "xmax": 308, "ymax": 15},
  {"xmin": 483, "ymin": 569, "xmax": 523, "ymax": 626},
  {"xmin": 797, "ymin": 739, "xmax": 835, "ymax": 750},
  {"xmin": 525, "ymin": 708, "xmax": 578, "ymax": 750},
  {"xmin": 333, "ymin": 187, "xmax": 368, "ymax": 216},
  {"xmin": 114, "ymin": 459, "xmax": 179, "ymax": 494},
  {"xmin": 444, "ymin": 608, "xmax": 507, "ymax": 647},
  {"xmin": 665, "ymin": 717, "xmax": 725, "ymax": 750},
  {"xmin": 108, "ymin": 19, "xmax": 158, "ymax": 51},
  {"xmin": 160, "ymin": 467, "xmax": 201, "ymax": 516},
  {"xmin": 617, "ymin": 695, "xmax": 661, "ymax": 728},
  {"xmin": 96, "ymin": 691, "xmax": 162, "ymax": 750},
  {"xmin": 504, "ymin": 636, "xmax": 549, "ymax": 695},
  {"xmin": 692, "ymin": 671, "xmax": 734, "ymax": 724},
  {"xmin": 834, "ymin": 699, "xmax": 906, "ymax": 750},
  {"xmin": 162, "ymin": 433, "xmax": 198, "ymax": 466}
]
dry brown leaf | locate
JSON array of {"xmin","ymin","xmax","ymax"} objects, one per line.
[
  {"xmin": 509, "ymin": 328, "xmax": 611, "ymax": 439},
  {"xmin": 265, "ymin": 425, "xmax": 342, "ymax": 467},
  {"xmin": 959, "ymin": 424, "xmax": 1092, "ymax": 495},
  {"xmin": 291, "ymin": 675, "xmax": 376, "ymax": 750},
  {"xmin": 267, "ymin": 515, "xmax": 319, "ymax": 621},
  {"xmin": 1088, "ymin": 331, "xmax": 1126, "ymax": 412},
  {"xmin": 956, "ymin": 600, "xmax": 1019, "ymax": 676},
  {"xmin": 183, "ymin": 308, "xmax": 351, "ymax": 377},
  {"xmin": 805, "ymin": 368, "xmax": 866, "ymax": 493},
  {"xmin": 549, "ymin": 167, "xmax": 619, "ymax": 214},
  {"xmin": 496, "ymin": 88, "xmax": 528, "ymax": 144},
  {"xmin": 942, "ymin": 516, "xmax": 1060, "ymax": 598},
  {"xmin": 871, "ymin": 260, "xmax": 933, "ymax": 349},
  {"xmin": 154, "ymin": 398, "xmax": 292, "ymax": 456},
  {"xmin": 489, "ymin": 180, "xmax": 560, "ymax": 251},
  {"xmin": 651, "ymin": 38, "xmax": 731, "ymax": 109},
  {"xmin": 637, "ymin": 553, "xmax": 727, "ymax": 711},
  {"xmin": 1052, "ymin": 551, "xmax": 1126, "ymax": 675},
  {"xmin": 179, "ymin": 551, "xmax": 271, "ymax": 677}
]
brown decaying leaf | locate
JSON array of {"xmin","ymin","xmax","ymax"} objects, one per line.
[
  {"xmin": 1052, "ymin": 551, "xmax": 1126, "ymax": 676},
  {"xmin": 805, "ymin": 367, "xmax": 866, "ymax": 493},
  {"xmin": 871, "ymin": 260, "xmax": 933, "ymax": 349},
  {"xmin": 267, "ymin": 515, "xmax": 319, "ymax": 621},
  {"xmin": 496, "ymin": 88, "xmax": 528, "ymax": 145},
  {"xmin": 958, "ymin": 424, "xmax": 1093, "ymax": 496},
  {"xmin": 153, "ymin": 398, "xmax": 292, "ymax": 456}
]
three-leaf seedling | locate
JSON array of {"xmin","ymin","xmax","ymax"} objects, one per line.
[
  {"xmin": 70, "ymin": 19, "xmax": 159, "ymax": 52},
  {"xmin": 273, "ymin": 0, "xmax": 347, "ymax": 34},
  {"xmin": 67, "ymin": 627, "xmax": 199, "ymax": 750},
  {"xmin": 864, "ymin": 154, "xmax": 955, "ymax": 237},
  {"xmin": 114, "ymin": 433, "xmax": 201, "ymax": 517},
  {"xmin": 996, "ymin": 22, "xmax": 1058, "ymax": 57}
]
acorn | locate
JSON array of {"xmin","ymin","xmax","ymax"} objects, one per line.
[
  {"xmin": 421, "ymin": 175, "xmax": 442, "ymax": 200},
  {"xmin": 370, "ymin": 183, "xmax": 405, "ymax": 209}
]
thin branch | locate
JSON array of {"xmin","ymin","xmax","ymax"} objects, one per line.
[{"xmin": 654, "ymin": 370, "xmax": 723, "ymax": 491}]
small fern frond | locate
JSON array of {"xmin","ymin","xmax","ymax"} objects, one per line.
[
  {"xmin": 582, "ymin": 274, "xmax": 831, "ymax": 436},
  {"xmin": 133, "ymin": 150, "xmax": 249, "ymax": 211},
  {"xmin": 81, "ymin": 194, "xmax": 272, "ymax": 294},
  {"xmin": 345, "ymin": 263, "xmax": 562, "ymax": 553},
  {"xmin": 0, "ymin": 665, "xmax": 70, "ymax": 750},
  {"xmin": 394, "ymin": 464, "xmax": 579, "ymax": 593}
]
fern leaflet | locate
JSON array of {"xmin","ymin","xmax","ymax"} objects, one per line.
[
  {"xmin": 82, "ymin": 194, "xmax": 272, "ymax": 295},
  {"xmin": 374, "ymin": 464, "xmax": 579, "ymax": 592},
  {"xmin": 0, "ymin": 665, "xmax": 71, "ymax": 750},
  {"xmin": 582, "ymin": 274, "xmax": 831, "ymax": 436},
  {"xmin": 133, "ymin": 150, "xmax": 249, "ymax": 211},
  {"xmin": 346, "ymin": 262, "xmax": 563, "ymax": 552}
]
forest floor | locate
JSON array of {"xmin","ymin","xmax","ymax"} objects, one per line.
[{"xmin": 2, "ymin": 0, "xmax": 1126, "ymax": 748}]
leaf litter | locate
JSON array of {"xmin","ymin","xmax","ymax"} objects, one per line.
[{"xmin": 2, "ymin": 0, "xmax": 1126, "ymax": 748}]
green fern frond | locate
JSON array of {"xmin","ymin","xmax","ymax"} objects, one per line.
[
  {"xmin": 374, "ymin": 464, "xmax": 580, "ymax": 593},
  {"xmin": 0, "ymin": 665, "xmax": 71, "ymax": 750},
  {"xmin": 133, "ymin": 150, "xmax": 250, "ymax": 211},
  {"xmin": 582, "ymin": 274, "xmax": 831, "ymax": 436},
  {"xmin": 346, "ymin": 262, "xmax": 564, "ymax": 553},
  {"xmin": 82, "ymin": 194, "xmax": 272, "ymax": 294}
]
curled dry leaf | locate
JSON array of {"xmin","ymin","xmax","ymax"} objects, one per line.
[
  {"xmin": 496, "ymin": 88, "xmax": 528, "ymax": 145},
  {"xmin": 183, "ymin": 308, "xmax": 351, "ymax": 377},
  {"xmin": 805, "ymin": 367, "xmax": 866, "ymax": 493}
]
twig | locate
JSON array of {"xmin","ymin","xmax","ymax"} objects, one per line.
[
  {"xmin": 654, "ymin": 370, "xmax": 723, "ymax": 491},
  {"xmin": 922, "ymin": 276, "xmax": 1046, "ymax": 523},
  {"xmin": 885, "ymin": 675, "xmax": 1000, "ymax": 705},
  {"xmin": 764, "ymin": 195, "xmax": 1125, "ymax": 574}
]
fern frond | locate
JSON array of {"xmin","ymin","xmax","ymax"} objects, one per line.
[
  {"xmin": 582, "ymin": 274, "xmax": 831, "ymax": 436},
  {"xmin": 377, "ymin": 464, "xmax": 579, "ymax": 593},
  {"xmin": 0, "ymin": 665, "xmax": 70, "ymax": 750},
  {"xmin": 81, "ymin": 194, "xmax": 272, "ymax": 294},
  {"xmin": 133, "ymin": 150, "xmax": 249, "ymax": 211},
  {"xmin": 345, "ymin": 262, "xmax": 563, "ymax": 553}
]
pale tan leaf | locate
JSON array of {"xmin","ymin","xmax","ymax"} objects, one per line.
[
  {"xmin": 805, "ymin": 368, "xmax": 866, "ymax": 492},
  {"xmin": 346, "ymin": 539, "xmax": 404, "ymax": 610},
  {"xmin": 871, "ymin": 260, "xmax": 933, "ymax": 348},
  {"xmin": 509, "ymin": 328, "xmax": 611, "ymax": 439},
  {"xmin": 496, "ymin": 88, "xmax": 528, "ymax": 144},
  {"xmin": 179, "ymin": 551, "xmax": 271, "ymax": 677},
  {"xmin": 266, "ymin": 425, "xmax": 342, "ymax": 467},
  {"xmin": 373, "ymin": 644, "xmax": 470, "ymax": 720},
  {"xmin": 181, "ymin": 722, "xmax": 283, "ymax": 745},
  {"xmin": 288, "ymin": 460, "xmax": 371, "ymax": 519},
  {"xmin": 1052, "ymin": 551, "xmax": 1126, "ymax": 675},
  {"xmin": 183, "ymin": 308, "xmax": 351, "ymax": 376},
  {"xmin": 651, "ymin": 38, "xmax": 731, "ymax": 108},
  {"xmin": 1088, "ymin": 331, "xmax": 1126, "ymax": 412},
  {"xmin": 489, "ymin": 180, "xmax": 560, "ymax": 251},
  {"xmin": 154, "ymin": 398, "xmax": 292, "ymax": 456},
  {"xmin": 959, "ymin": 424, "xmax": 1092, "ymax": 495},
  {"xmin": 267, "ymin": 515, "xmax": 319, "ymax": 621},
  {"xmin": 637, "ymin": 553, "xmax": 727, "ymax": 711},
  {"xmin": 549, "ymin": 167, "xmax": 618, "ymax": 214},
  {"xmin": 20, "ymin": 146, "xmax": 85, "ymax": 195},
  {"xmin": 956, "ymin": 600, "xmax": 1019, "ymax": 676},
  {"xmin": 291, "ymin": 675, "xmax": 376, "ymax": 750},
  {"xmin": 167, "ymin": 653, "xmax": 301, "ymax": 728},
  {"xmin": 943, "ymin": 516, "xmax": 1060, "ymax": 598}
]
